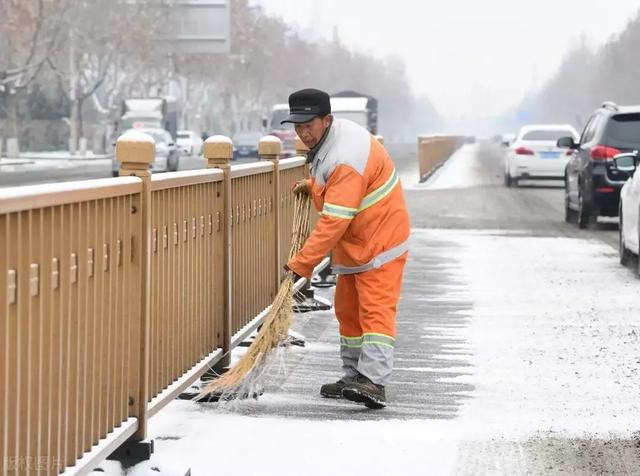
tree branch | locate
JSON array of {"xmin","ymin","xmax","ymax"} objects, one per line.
[
  {"xmin": 79, "ymin": 41, "xmax": 122, "ymax": 101},
  {"xmin": 46, "ymin": 57, "xmax": 71, "ymax": 100},
  {"xmin": 20, "ymin": 0, "xmax": 45, "ymax": 73}
]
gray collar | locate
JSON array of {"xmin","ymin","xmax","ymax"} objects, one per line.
[
  {"xmin": 307, "ymin": 122, "xmax": 333, "ymax": 164},
  {"xmin": 308, "ymin": 123, "xmax": 336, "ymax": 171}
]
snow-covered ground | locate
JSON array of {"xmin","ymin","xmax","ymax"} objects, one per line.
[
  {"xmin": 0, "ymin": 158, "xmax": 111, "ymax": 172},
  {"xmin": 423, "ymin": 229, "xmax": 640, "ymax": 438},
  {"xmin": 18, "ymin": 150, "xmax": 113, "ymax": 160},
  {"xmin": 91, "ymin": 142, "xmax": 640, "ymax": 475},
  {"xmin": 95, "ymin": 227, "xmax": 640, "ymax": 475}
]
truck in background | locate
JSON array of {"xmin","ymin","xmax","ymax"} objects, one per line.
[
  {"xmin": 265, "ymin": 103, "xmax": 297, "ymax": 158},
  {"xmin": 111, "ymin": 97, "xmax": 181, "ymax": 174},
  {"xmin": 265, "ymin": 92, "xmax": 378, "ymax": 158},
  {"xmin": 119, "ymin": 97, "xmax": 179, "ymax": 140},
  {"xmin": 330, "ymin": 91, "xmax": 378, "ymax": 135}
]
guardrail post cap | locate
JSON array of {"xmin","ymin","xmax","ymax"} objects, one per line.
[
  {"xmin": 295, "ymin": 136, "xmax": 309, "ymax": 155},
  {"xmin": 204, "ymin": 135, "xmax": 233, "ymax": 166},
  {"xmin": 116, "ymin": 131, "xmax": 155, "ymax": 170},
  {"xmin": 258, "ymin": 135, "xmax": 282, "ymax": 159}
]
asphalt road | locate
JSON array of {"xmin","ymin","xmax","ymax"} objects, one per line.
[
  {"xmin": 391, "ymin": 141, "xmax": 619, "ymax": 251},
  {"xmin": 0, "ymin": 155, "xmax": 259, "ymax": 188}
]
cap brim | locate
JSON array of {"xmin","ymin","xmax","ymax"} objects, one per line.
[{"xmin": 280, "ymin": 113, "xmax": 318, "ymax": 125}]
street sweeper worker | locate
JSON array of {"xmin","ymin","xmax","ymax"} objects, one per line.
[{"xmin": 282, "ymin": 88, "xmax": 410, "ymax": 409}]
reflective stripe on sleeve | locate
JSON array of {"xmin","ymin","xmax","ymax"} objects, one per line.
[
  {"xmin": 320, "ymin": 168, "xmax": 398, "ymax": 220},
  {"xmin": 358, "ymin": 169, "xmax": 399, "ymax": 212},
  {"xmin": 322, "ymin": 202, "xmax": 358, "ymax": 219}
]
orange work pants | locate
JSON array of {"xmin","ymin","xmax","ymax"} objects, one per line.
[{"xmin": 334, "ymin": 253, "xmax": 407, "ymax": 385}]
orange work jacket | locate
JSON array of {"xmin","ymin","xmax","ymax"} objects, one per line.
[{"xmin": 287, "ymin": 119, "xmax": 410, "ymax": 278}]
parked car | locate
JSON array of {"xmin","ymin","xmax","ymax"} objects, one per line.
[
  {"xmin": 176, "ymin": 130, "xmax": 204, "ymax": 156},
  {"xmin": 504, "ymin": 124, "xmax": 578, "ymax": 187},
  {"xmin": 266, "ymin": 104, "xmax": 297, "ymax": 158},
  {"xmin": 616, "ymin": 151, "xmax": 640, "ymax": 273},
  {"xmin": 501, "ymin": 133, "xmax": 516, "ymax": 147},
  {"xmin": 558, "ymin": 102, "xmax": 640, "ymax": 228},
  {"xmin": 232, "ymin": 131, "xmax": 262, "ymax": 160},
  {"xmin": 112, "ymin": 128, "xmax": 180, "ymax": 176}
]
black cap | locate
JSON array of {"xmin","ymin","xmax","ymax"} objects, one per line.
[{"xmin": 281, "ymin": 88, "xmax": 331, "ymax": 124}]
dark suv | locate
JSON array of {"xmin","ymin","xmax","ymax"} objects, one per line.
[{"xmin": 558, "ymin": 102, "xmax": 639, "ymax": 228}]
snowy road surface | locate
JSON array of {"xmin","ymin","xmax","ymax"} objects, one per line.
[
  {"xmin": 0, "ymin": 155, "xmax": 258, "ymax": 188},
  {"xmin": 96, "ymin": 142, "xmax": 640, "ymax": 475}
]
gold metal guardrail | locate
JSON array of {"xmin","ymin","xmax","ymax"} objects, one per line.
[
  {"xmin": 0, "ymin": 132, "xmax": 312, "ymax": 475},
  {"xmin": 417, "ymin": 134, "xmax": 466, "ymax": 182},
  {"xmin": 1, "ymin": 176, "xmax": 144, "ymax": 476}
]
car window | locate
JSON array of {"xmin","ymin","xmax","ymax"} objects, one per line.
[
  {"xmin": 522, "ymin": 130, "xmax": 575, "ymax": 141},
  {"xmin": 580, "ymin": 116, "xmax": 598, "ymax": 144},
  {"xmin": 605, "ymin": 113, "xmax": 640, "ymax": 148},
  {"xmin": 270, "ymin": 109, "xmax": 294, "ymax": 130},
  {"xmin": 143, "ymin": 130, "xmax": 170, "ymax": 144},
  {"xmin": 233, "ymin": 133, "xmax": 261, "ymax": 145}
]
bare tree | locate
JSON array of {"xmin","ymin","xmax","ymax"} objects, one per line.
[
  {"xmin": 0, "ymin": 0, "xmax": 67, "ymax": 153},
  {"xmin": 2, "ymin": 0, "xmax": 438, "ymax": 153},
  {"xmin": 46, "ymin": 0, "xmax": 169, "ymax": 153}
]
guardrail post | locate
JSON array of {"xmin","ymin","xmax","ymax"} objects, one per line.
[
  {"xmin": 295, "ymin": 136, "xmax": 310, "ymax": 159},
  {"xmin": 116, "ymin": 131, "xmax": 154, "ymax": 440},
  {"xmin": 204, "ymin": 136, "xmax": 233, "ymax": 368},
  {"xmin": 259, "ymin": 136, "xmax": 282, "ymax": 293}
]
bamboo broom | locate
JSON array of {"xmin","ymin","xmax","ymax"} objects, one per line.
[{"xmin": 198, "ymin": 191, "xmax": 312, "ymax": 399}]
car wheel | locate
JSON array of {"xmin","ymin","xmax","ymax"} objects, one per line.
[
  {"xmin": 167, "ymin": 156, "xmax": 179, "ymax": 172},
  {"xmin": 564, "ymin": 192, "xmax": 574, "ymax": 223},
  {"xmin": 619, "ymin": 208, "xmax": 632, "ymax": 266},
  {"xmin": 637, "ymin": 238, "xmax": 640, "ymax": 278},
  {"xmin": 112, "ymin": 170, "xmax": 120, "ymax": 177},
  {"xmin": 577, "ymin": 190, "xmax": 592, "ymax": 229},
  {"xmin": 504, "ymin": 172, "xmax": 512, "ymax": 187},
  {"xmin": 637, "ymin": 205, "xmax": 640, "ymax": 278}
]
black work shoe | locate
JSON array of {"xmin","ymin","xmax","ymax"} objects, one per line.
[
  {"xmin": 320, "ymin": 379, "xmax": 349, "ymax": 399},
  {"xmin": 341, "ymin": 374, "xmax": 386, "ymax": 409}
]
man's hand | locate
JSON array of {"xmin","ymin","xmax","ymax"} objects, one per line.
[
  {"xmin": 283, "ymin": 264, "xmax": 303, "ymax": 283},
  {"xmin": 291, "ymin": 179, "xmax": 309, "ymax": 196}
]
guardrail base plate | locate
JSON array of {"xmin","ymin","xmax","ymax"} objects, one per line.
[{"xmin": 106, "ymin": 439, "xmax": 154, "ymax": 468}]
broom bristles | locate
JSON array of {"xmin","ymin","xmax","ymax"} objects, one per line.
[{"xmin": 198, "ymin": 192, "xmax": 311, "ymax": 398}]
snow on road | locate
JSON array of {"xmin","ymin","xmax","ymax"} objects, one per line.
[
  {"xmin": 97, "ymin": 227, "xmax": 640, "ymax": 475},
  {"xmin": 401, "ymin": 144, "xmax": 491, "ymax": 191},
  {"xmin": 420, "ymin": 229, "xmax": 640, "ymax": 439}
]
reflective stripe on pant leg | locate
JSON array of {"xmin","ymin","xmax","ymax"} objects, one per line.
[
  {"xmin": 335, "ymin": 274, "xmax": 361, "ymax": 380},
  {"xmin": 354, "ymin": 254, "xmax": 408, "ymax": 385}
]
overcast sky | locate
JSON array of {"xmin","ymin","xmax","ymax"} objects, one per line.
[{"xmin": 251, "ymin": 0, "xmax": 640, "ymax": 121}]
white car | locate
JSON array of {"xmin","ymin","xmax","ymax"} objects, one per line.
[
  {"xmin": 504, "ymin": 124, "xmax": 579, "ymax": 187},
  {"xmin": 176, "ymin": 130, "xmax": 204, "ymax": 156},
  {"xmin": 501, "ymin": 133, "xmax": 516, "ymax": 147},
  {"xmin": 112, "ymin": 128, "xmax": 179, "ymax": 176},
  {"xmin": 617, "ymin": 152, "xmax": 640, "ymax": 274}
]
